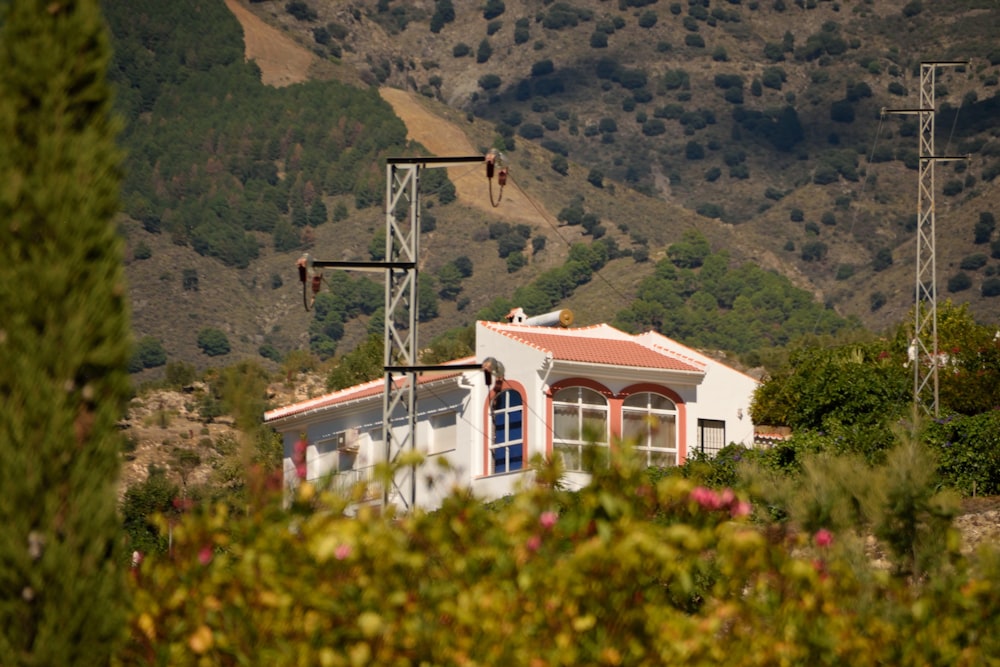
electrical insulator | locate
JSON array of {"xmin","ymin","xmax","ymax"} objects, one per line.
[
  {"xmin": 497, "ymin": 167, "xmax": 508, "ymax": 187},
  {"xmin": 297, "ymin": 257, "xmax": 308, "ymax": 283},
  {"xmin": 485, "ymin": 149, "xmax": 497, "ymax": 179},
  {"xmin": 311, "ymin": 274, "xmax": 323, "ymax": 294}
]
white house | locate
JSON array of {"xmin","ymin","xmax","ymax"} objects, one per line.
[{"xmin": 264, "ymin": 316, "xmax": 759, "ymax": 510}]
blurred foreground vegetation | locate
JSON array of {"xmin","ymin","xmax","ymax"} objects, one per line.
[{"xmin": 120, "ymin": 437, "xmax": 1000, "ymax": 666}]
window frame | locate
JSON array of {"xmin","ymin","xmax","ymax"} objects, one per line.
[
  {"xmin": 622, "ymin": 391, "xmax": 678, "ymax": 467},
  {"xmin": 490, "ymin": 389, "xmax": 524, "ymax": 474},
  {"xmin": 696, "ymin": 418, "xmax": 726, "ymax": 458},
  {"xmin": 552, "ymin": 386, "xmax": 609, "ymax": 472}
]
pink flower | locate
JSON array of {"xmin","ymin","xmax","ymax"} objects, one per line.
[
  {"xmin": 730, "ymin": 501, "xmax": 752, "ymax": 518},
  {"xmin": 526, "ymin": 535, "xmax": 542, "ymax": 552},
  {"xmin": 690, "ymin": 486, "xmax": 721, "ymax": 510},
  {"xmin": 719, "ymin": 488, "xmax": 735, "ymax": 507},
  {"xmin": 295, "ymin": 462, "xmax": 307, "ymax": 481},
  {"xmin": 334, "ymin": 544, "xmax": 352, "ymax": 561},
  {"xmin": 198, "ymin": 546, "xmax": 213, "ymax": 565},
  {"xmin": 814, "ymin": 528, "xmax": 834, "ymax": 548},
  {"xmin": 539, "ymin": 511, "xmax": 558, "ymax": 530}
]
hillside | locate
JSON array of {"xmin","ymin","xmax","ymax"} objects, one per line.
[{"xmin": 111, "ymin": 0, "xmax": 1000, "ymax": 382}]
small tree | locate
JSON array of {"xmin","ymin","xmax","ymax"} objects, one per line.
[
  {"xmin": 476, "ymin": 39, "xmax": 492, "ymax": 63},
  {"xmin": 197, "ymin": 328, "xmax": 232, "ymax": 356},
  {"xmin": 0, "ymin": 1, "xmax": 132, "ymax": 661}
]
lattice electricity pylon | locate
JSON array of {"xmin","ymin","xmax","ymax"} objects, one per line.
[
  {"xmin": 299, "ymin": 155, "xmax": 487, "ymax": 510},
  {"xmin": 884, "ymin": 60, "xmax": 969, "ymax": 417}
]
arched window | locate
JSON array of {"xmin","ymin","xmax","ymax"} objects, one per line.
[
  {"xmin": 552, "ymin": 386, "xmax": 609, "ymax": 472},
  {"xmin": 491, "ymin": 390, "xmax": 523, "ymax": 474},
  {"xmin": 622, "ymin": 392, "xmax": 677, "ymax": 467}
]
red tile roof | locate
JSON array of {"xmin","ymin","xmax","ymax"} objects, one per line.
[{"xmin": 483, "ymin": 323, "xmax": 703, "ymax": 373}]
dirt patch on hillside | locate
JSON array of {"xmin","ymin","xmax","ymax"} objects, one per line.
[
  {"xmin": 224, "ymin": 1, "xmax": 550, "ymax": 225},
  {"xmin": 225, "ymin": 0, "xmax": 314, "ymax": 87},
  {"xmin": 378, "ymin": 88, "xmax": 550, "ymax": 227}
]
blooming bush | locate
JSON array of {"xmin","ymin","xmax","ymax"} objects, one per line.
[{"xmin": 120, "ymin": 448, "xmax": 1000, "ymax": 666}]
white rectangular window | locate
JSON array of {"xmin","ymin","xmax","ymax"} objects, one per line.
[{"xmin": 430, "ymin": 411, "xmax": 457, "ymax": 454}]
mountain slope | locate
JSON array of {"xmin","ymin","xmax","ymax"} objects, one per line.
[{"xmin": 115, "ymin": 0, "xmax": 1000, "ymax": 379}]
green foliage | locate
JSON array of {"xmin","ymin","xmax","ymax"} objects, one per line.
[
  {"xmin": 121, "ymin": 471, "xmax": 180, "ymax": 558},
  {"xmin": 104, "ymin": 0, "xmax": 407, "ymax": 268},
  {"xmin": 327, "ymin": 334, "xmax": 384, "ymax": 391},
  {"xmin": 667, "ymin": 230, "xmax": 710, "ymax": 267},
  {"xmin": 0, "ymin": 1, "xmax": 132, "ymax": 660},
  {"xmin": 745, "ymin": 430, "xmax": 961, "ymax": 577},
  {"xmin": 123, "ymin": 448, "xmax": 1000, "ymax": 665},
  {"xmin": 615, "ymin": 240, "xmax": 857, "ymax": 357},
  {"xmin": 309, "ymin": 272, "xmax": 382, "ymax": 359},
  {"xmin": 750, "ymin": 341, "xmax": 910, "ymax": 435},
  {"xmin": 130, "ymin": 336, "xmax": 168, "ymax": 372},
  {"xmin": 586, "ymin": 168, "xmax": 603, "ymax": 187},
  {"xmin": 926, "ymin": 412, "xmax": 1000, "ymax": 496},
  {"xmin": 197, "ymin": 328, "xmax": 231, "ymax": 357},
  {"xmin": 430, "ymin": 0, "xmax": 455, "ymax": 33},
  {"xmin": 164, "ymin": 361, "xmax": 198, "ymax": 389},
  {"xmin": 550, "ymin": 154, "xmax": 569, "ymax": 175},
  {"xmin": 478, "ymin": 73, "xmax": 501, "ymax": 90},
  {"xmin": 928, "ymin": 302, "xmax": 1000, "ymax": 416},
  {"xmin": 476, "ymin": 38, "xmax": 492, "ymax": 63},
  {"xmin": 134, "ymin": 240, "xmax": 152, "ymax": 260},
  {"xmin": 947, "ymin": 272, "xmax": 972, "ymax": 293},
  {"xmin": 483, "ymin": 0, "xmax": 505, "ymax": 20}
]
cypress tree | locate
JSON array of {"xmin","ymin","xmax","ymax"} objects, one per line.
[{"xmin": 0, "ymin": 1, "xmax": 132, "ymax": 663}]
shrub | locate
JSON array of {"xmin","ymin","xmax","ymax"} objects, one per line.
[
  {"xmin": 685, "ymin": 141, "xmax": 705, "ymax": 160},
  {"xmin": 835, "ymin": 264, "xmax": 855, "ymax": 280},
  {"xmin": 197, "ymin": 328, "xmax": 232, "ymax": 356},
  {"xmin": 983, "ymin": 278, "xmax": 1000, "ymax": 297},
  {"xmin": 285, "ymin": 1, "xmax": 318, "ymax": 21},
  {"xmin": 684, "ymin": 33, "xmax": 705, "ymax": 48},
  {"xmin": 531, "ymin": 59, "xmax": 555, "ymax": 77},
  {"xmin": 947, "ymin": 272, "xmax": 972, "ymax": 293},
  {"xmin": 123, "ymin": 439, "xmax": 1000, "ymax": 667},
  {"xmin": 872, "ymin": 248, "xmax": 893, "ymax": 272},
  {"xmin": 942, "ymin": 179, "xmax": 964, "ymax": 196},
  {"xmin": 518, "ymin": 123, "xmax": 544, "ymax": 139},
  {"xmin": 801, "ymin": 240, "xmax": 828, "ymax": 261},
  {"xmin": 959, "ymin": 254, "xmax": 988, "ymax": 271},
  {"xmin": 550, "ymin": 155, "xmax": 568, "ymax": 175},
  {"xmin": 483, "ymin": 0, "xmax": 505, "ymax": 19},
  {"xmin": 452, "ymin": 42, "xmax": 470, "ymax": 57},
  {"xmin": 478, "ymin": 74, "xmax": 501, "ymax": 90},
  {"xmin": 476, "ymin": 39, "xmax": 493, "ymax": 63},
  {"xmin": 131, "ymin": 336, "xmax": 168, "ymax": 371}
]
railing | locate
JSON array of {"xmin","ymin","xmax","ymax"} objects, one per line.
[{"xmin": 328, "ymin": 465, "xmax": 382, "ymax": 501}]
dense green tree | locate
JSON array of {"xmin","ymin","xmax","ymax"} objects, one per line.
[
  {"xmin": 436, "ymin": 262, "xmax": 464, "ymax": 300},
  {"xmin": 476, "ymin": 38, "xmax": 492, "ymax": 64},
  {"xmin": 0, "ymin": 1, "xmax": 132, "ymax": 662},
  {"xmin": 327, "ymin": 334, "xmax": 384, "ymax": 391},
  {"xmin": 104, "ymin": 1, "xmax": 407, "ymax": 268},
  {"xmin": 130, "ymin": 336, "xmax": 168, "ymax": 372},
  {"xmin": 751, "ymin": 342, "xmax": 910, "ymax": 433},
  {"xmin": 120, "ymin": 471, "xmax": 179, "ymax": 558},
  {"xmin": 197, "ymin": 328, "xmax": 232, "ymax": 356}
]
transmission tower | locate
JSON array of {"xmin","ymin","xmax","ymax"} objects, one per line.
[
  {"xmin": 299, "ymin": 156, "xmax": 490, "ymax": 510},
  {"xmin": 885, "ymin": 60, "xmax": 968, "ymax": 417}
]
